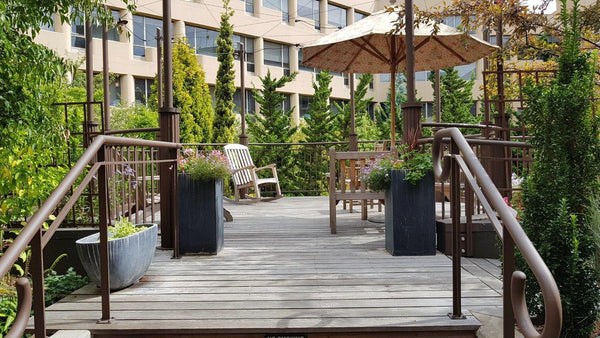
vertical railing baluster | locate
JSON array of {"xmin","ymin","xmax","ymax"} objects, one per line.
[
  {"xmin": 30, "ymin": 228, "xmax": 46, "ymax": 337},
  {"xmin": 503, "ymin": 226, "xmax": 516, "ymax": 338},
  {"xmin": 450, "ymin": 139, "xmax": 463, "ymax": 319},
  {"xmin": 97, "ymin": 144, "xmax": 111, "ymax": 322}
]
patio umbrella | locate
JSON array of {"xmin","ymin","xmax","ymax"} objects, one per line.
[{"xmin": 301, "ymin": 7, "xmax": 498, "ymax": 144}]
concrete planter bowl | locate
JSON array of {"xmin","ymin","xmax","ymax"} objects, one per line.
[{"xmin": 76, "ymin": 223, "xmax": 158, "ymax": 290}]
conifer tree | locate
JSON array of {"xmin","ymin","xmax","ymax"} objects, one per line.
[
  {"xmin": 213, "ymin": 0, "xmax": 236, "ymax": 143},
  {"xmin": 332, "ymin": 73, "xmax": 373, "ymax": 141},
  {"xmin": 302, "ymin": 71, "xmax": 334, "ymax": 142},
  {"xmin": 429, "ymin": 68, "xmax": 477, "ymax": 126},
  {"xmin": 519, "ymin": 0, "xmax": 600, "ymax": 336},
  {"xmin": 248, "ymin": 70, "xmax": 298, "ymax": 144},
  {"xmin": 374, "ymin": 73, "xmax": 406, "ymax": 141},
  {"xmin": 164, "ymin": 39, "xmax": 213, "ymax": 143}
]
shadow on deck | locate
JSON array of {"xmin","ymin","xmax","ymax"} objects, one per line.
[{"xmin": 33, "ymin": 197, "xmax": 504, "ymax": 337}]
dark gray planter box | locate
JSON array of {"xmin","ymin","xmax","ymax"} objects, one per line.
[
  {"xmin": 76, "ymin": 223, "xmax": 157, "ymax": 290},
  {"xmin": 385, "ymin": 170, "xmax": 436, "ymax": 256},
  {"xmin": 177, "ymin": 174, "xmax": 224, "ymax": 255}
]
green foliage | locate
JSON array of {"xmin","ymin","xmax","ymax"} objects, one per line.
[
  {"xmin": 332, "ymin": 74, "xmax": 373, "ymax": 140},
  {"xmin": 519, "ymin": 0, "xmax": 600, "ymax": 336},
  {"xmin": 0, "ymin": 294, "xmax": 17, "ymax": 337},
  {"xmin": 429, "ymin": 68, "xmax": 479, "ymax": 134},
  {"xmin": 213, "ymin": 0, "xmax": 236, "ymax": 143},
  {"xmin": 248, "ymin": 70, "xmax": 298, "ymax": 144},
  {"xmin": 360, "ymin": 146, "xmax": 433, "ymax": 190},
  {"xmin": 110, "ymin": 104, "xmax": 159, "ymax": 139},
  {"xmin": 178, "ymin": 149, "xmax": 230, "ymax": 182},
  {"xmin": 108, "ymin": 217, "xmax": 146, "ymax": 240},
  {"xmin": 374, "ymin": 73, "xmax": 406, "ymax": 141},
  {"xmin": 44, "ymin": 267, "xmax": 89, "ymax": 306},
  {"xmin": 302, "ymin": 71, "xmax": 334, "ymax": 142},
  {"xmin": 169, "ymin": 39, "xmax": 214, "ymax": 143}
]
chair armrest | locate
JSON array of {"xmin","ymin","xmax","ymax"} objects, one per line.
[
  {"xmin": 231, "ymin": 164, "xmax": 256, "ymax": 175},
  {"xmin": 255, "ymin": 163, "xmax": 276, "ymax": 172}
]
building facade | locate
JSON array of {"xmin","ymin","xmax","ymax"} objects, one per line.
[{"xmin": 34, "ymin": 0, "xmax": 491, "ymax": 126}]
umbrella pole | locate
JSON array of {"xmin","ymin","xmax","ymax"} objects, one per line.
[
  {"xmin": 349, "ymin": 74, "xmax": 358, "ymax": 151},
  {"xmin": 390, "ymin": 68, "xmax": 396, "ymax": 147}
]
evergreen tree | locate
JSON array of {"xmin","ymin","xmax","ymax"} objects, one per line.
[
  {"xmin": 152, "ymin": 39, "xmax": 213, "ymax": 143},
  {"xmin": 519, "ymin": 0, "xmax": 600, "ymax": 336},
  {"xmin": 374, "ymin": 73, "xmax": 406, "ymax": 141},
  {"xmin": 332, "ymin": 74, "xmax": 373, "ymax": 140},
  {"xmin": 302, "ymin": 71, "xmax": 334, "ymax": 142},
  {"xmin": 248, "ymin": 70, "xmax": 298, "ymax": 144},
  {"xmin": 212, "ymin": 0, "xmax": 236, "ymax": 143},
  {"xmin": 429, "ymin": 68, "xmax": 478, "ymax": 130}
]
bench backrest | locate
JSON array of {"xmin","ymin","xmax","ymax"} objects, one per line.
[
  {"xmin": 224, "ymin": 144, "xmax": 255, "ymax": 187},
  {"xmin": 328, "ymin": 147, "xmax": 391, "ymax": 197}
]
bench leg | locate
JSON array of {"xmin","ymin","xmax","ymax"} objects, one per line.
[{"xmin": 329, "ymin": 196, "xmax": 337, "ymax": 234}]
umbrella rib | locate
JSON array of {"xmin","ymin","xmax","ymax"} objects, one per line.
[
  {"xmin": 351, "ymin": 37, "xmax": 389, "ymax": 64},
  {"xmin": 432, "ymin": 36, "xmax": 469, "ymax": 63},
  {"xmin": 302, "ymin": 43, "xmax": 337, "ymax": 64}
]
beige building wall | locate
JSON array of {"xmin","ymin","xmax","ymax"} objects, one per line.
[{"xmin": 34, "ymin": 0, "xmax": 496, "ymax": 125}]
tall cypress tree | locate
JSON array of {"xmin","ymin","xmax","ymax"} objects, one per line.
[
  {"xmin": 212, "ymin": 0, "xmax": 236, "ymax": 143},
  {"xmin": 519, "ymin": 0, "xmax": 600, "ymax": 336},
  {"xmin": 332, "ymin": 73, "xmax": 373, "ymax": 141},
  {"xmin": 302, "ymin": 70, "xmax": 334, "ymax": 142},
  {"xmin": 248, "ymin": 70, "xmax": 298, "ymax": 144}
]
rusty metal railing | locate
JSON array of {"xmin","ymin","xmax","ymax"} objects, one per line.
[
  {"xmin": 0, "ymin": 135, "xmax": 179, "ymax": 338},
  {"xmin": 433, "ymin": 128, "xmax": 562, "ymax": 338}
]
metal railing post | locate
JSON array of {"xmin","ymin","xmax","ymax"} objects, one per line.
[
  {"xmin": 450, "ymin": 139, "xmax": 464, "ymax": 319},
  {"xmin": 97, "ymin": 144, "xmax": 112, "ymax": 323},
  {"xmin": 503, "ymin": 226, "xmax": 516, "ymax": 338},
  {"xmin": 30, "ymin": 228, "xmax": 46, "ymax": 337}
]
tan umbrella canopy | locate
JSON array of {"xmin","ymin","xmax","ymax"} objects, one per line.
[{"xmin": 301, "ymin": 7, "xmax": 498, "ymax": 143}]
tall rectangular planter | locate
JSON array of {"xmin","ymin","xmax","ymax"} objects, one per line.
[
  {"xmin": 385, "ymin": 170, "xmax": 436, "ymax": 256},
  {"xmin": 177, "ymin": 174, "xmax": 224, "ymax": 255}
]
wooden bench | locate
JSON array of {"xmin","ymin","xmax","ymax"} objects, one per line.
[{"xmin": 328, "ymin": 147, "xmax": 391, "ymax": 234}]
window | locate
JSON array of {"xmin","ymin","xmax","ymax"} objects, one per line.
[
  {"xmin": 135, "ymin": 78, "xmax": 154, "ymax": 105},
  {"xmin": 423, "ymin": 102, "xmax": 434, "ymax": 120},
  {"xmin": 298, "ymin": 49, "xmax": 316, "ymax": 72},
  {"xmin": 415, "ymin": 71, "xmax": 431, "ymax": 82},
  {"xmin": 456, "ymin": 63, "xmax": 476, "ymax": 81},
  {"xmin": 344, "ymin": 73, "xmax": 373, "ymax": 89},
  {"xmin": 299, "ymin": 95, "xmax": 312, "ymax": 117},
  {"xmin": 72, "ymin": 9, "xmax": 120, "ymax": 48},
  {"xmin": 233, "ymin": 35, "xmax": 255, "ymax": 73},
  {"xmin": 108, "ymin": 77, "xmax": 122, "ymax": 106},
  {"xmin": 233, "ymin": 89, "xmax": 256, "ymax": 114},
  {"xmin": 41, "ymin": 15, "xmax": 55, "ymax": 31},
  {"xmin": 297, "ymin": 0, "xmax": 320, "ymax": 29},
  {"xmin": 327, "ymin": 4, "xmax": 347, "ymax": 29},
  {"xmin": 281, "ymin": 94, "xmax": 292, "ymax": 113},
  {"xmin": 185, "ymin": 25, "xmax": 218, "ymax": 56},
  {"xmin": 264, "ymin": 0, "xmax": 289, "ymax": 22},
  {"xmin": 488, "ymin": 34, "xmax": 510, "ymax": 46},
  {"xmin": 331, "ymin": 99, "xmax": 348, "ymax": 114},
  {"xmin": 380, "ymin": 73, "xmax": 391, "ymax": 82},
  {"xmin": 354, "ymin": 11, "xmax": 366, "ymax": 23},
  {"xmin": 133, "ymin": 15, "xmax": 163, "ymax": 57},
  {"xmin": 242, "ymin": 0, "xmax": 254, "ymax": 14},
  {"xmin": 264, "ymin": 41, "xmax": 290, "ymax": 75}
]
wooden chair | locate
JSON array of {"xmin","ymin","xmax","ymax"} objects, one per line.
[{"xmin": 224, "ymin": 144, "xmax": 283, "ymax": 202}]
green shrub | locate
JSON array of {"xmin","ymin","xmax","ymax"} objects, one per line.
[
  {"xmin": 108, "ymin": 217, "xmax": 146, "ymax": 240},
  {"xmin": 44, "ymin": 267, "xmax": 89, "ymax": 307}
]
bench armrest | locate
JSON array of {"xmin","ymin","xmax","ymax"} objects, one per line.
[
  {"xmin": 255, "ymin": 164, "xmax": 276, "ymax": 172},
  {"xmin": 230, "ymin": 164, "xmax": 256, "ymax": 175}
]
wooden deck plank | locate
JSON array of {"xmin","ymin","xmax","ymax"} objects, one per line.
[{"xmin": 32, "ymin": 196, "xmax": 503, "ymax": 336}]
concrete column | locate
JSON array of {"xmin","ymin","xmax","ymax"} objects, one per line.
[
  {"xmin": 173, "ymin": 20, "xmax": 185, "ymax": 39},
  {"xmin": 255, "ymin": 37, "xmax": 265, "ymax": 77},
  {"xmin": 120, "ymin": 10, "xmax": 133, "ymax": 60},
  {"xmin": 289, "ymin": 0, "xmax": 298, "ymax": 25},
  {"xmin": 254, "ymin": 0, "xmax": 262, "ymax": 17},
  {"xmin": 319, "ymin": 0, "xmax": 327, "ymax": 33},
  {"xmin": 290, "ymin": 46, "xmax": 299, "ymax": 73},
  {"xmin": 347, "ymin": 7, "xmax": 354, "ymax": 25},
  {"xmin": 121, "ymin": 73, "xmax": 136, "ymax": 106},
  {"xmin": 291, "ymin": 92, "xmax": 300, "ymax": 126}
]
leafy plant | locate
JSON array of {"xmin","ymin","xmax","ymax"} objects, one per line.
[
  {"xmin": 360, "ymin": 146, "xmax": 433, "ymax": 190},
  {"xmin": 108, "ymin": 217, "xmax": 146, "ymax": 240},
  {"xmin": 213, "ymin": 0, "xmax": 236, "ymax": 143},
  {"xmin": 44, "ymin": 267, "xmax": 89, "ymax": 307},
  {"xmin": 178, "ymin": 149, "xmax": 230, "ymax": 182}
]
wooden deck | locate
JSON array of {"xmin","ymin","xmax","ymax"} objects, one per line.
[{"xmin": 33, "ymin": 197, "xmax": 503, "ymax": 337}]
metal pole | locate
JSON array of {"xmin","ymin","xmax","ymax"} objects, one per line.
[
  {"xmin": 103, "ymin": 19, "xmax": 110, "ymax": 131},
  {"xmin": 30, "ymin": 229, "xmax": 46, "ymax": 337},
  {"xmin": 156, "ymin": 28, "xmax": 163, "ymax": 108},
  {"xmin": 239, "ymin": 42, "xmax": 249, "ymax": 146},
  {"xmin": 450, "ymin": 141, "xmax": 463, "ymax": 319},
  {"xmin": 503, "ymin": 226, "xmax": 516, "ymax": 338},
  {"xmin": 97, "ymin": 145, "xmax": 112, "ymax": 322},
  {"xmin": 84, "ymin": 19, "xmax": 98, "ymax": 146},
  {"xmin": 435, "ymin": 69, "xmax": 441, "ymax": 123},
  {"xmin": 401, "ymin": 0, "xmax": 422, "ymax": 146},
  {"xmin": 158, "ymin": 0, "xmax": 180, "ymax": 250},
  {"xmin": 349, "ymin": 74, "xmax": 358, "ymax": 151}
]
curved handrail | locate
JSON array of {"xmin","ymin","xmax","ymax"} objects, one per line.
[
  {"xmin": 432, "ymin": 128, "xmax": 562, "ymax": 338},
  {"xmin": 0, "ymin": 135, "xmax": 180, "ymax": 337}
]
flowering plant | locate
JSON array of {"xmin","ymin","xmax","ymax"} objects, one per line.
[
  {"xmin": 360, "ymin": 147, "xmax": 433, "ymax": 191},
  {"xmin": 178, "ymin": 148, "xmax": 230, "ymax": 182}
]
